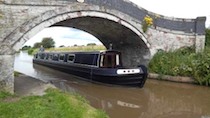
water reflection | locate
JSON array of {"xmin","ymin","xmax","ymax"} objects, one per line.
[{"xmin": 15, "ymin": 52, "xmax": 210, "ymax": 118}]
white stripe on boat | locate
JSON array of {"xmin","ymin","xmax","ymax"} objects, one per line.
[{"xmin": 117, "ymin": 69, "xmax": 140, "ymax": 74}]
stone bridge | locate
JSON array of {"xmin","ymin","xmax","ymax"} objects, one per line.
[{"xmin": 0, "ymin": 0, "xmax": 206, "ymax": 93}]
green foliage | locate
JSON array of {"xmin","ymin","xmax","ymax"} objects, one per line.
[
  {"xmin": 73, "ymin": 93, "xmax": 90, "ymax": 104},
  {"xmin": 142, "ymin": 22, "xmax": 148, "ymax": 33},
  {"xmin": 91, "ymin": 110, "xmax": 110, "ymax": 118},
  {"xmin": 41, "ymin": 37, "xmax": 55, "ymax": 48},
  {"xmin": 47, "ymin": 45, "xmax": 106, "ymax": 52},
  {"xmin": 149, "ymin": 46, "xmax": 210, "ymax": 86},
  {"xmin": 27, "ymin": 48, "xmax": 40, "ymax": 55},
  {"xmin": 59, "ymin": 45, "xmax": 65, "ymax": 47},
  {"xmin": 32, "ymin": 48, "xmax": 39, "ymax": 55},
  {"xmin": 206, "ymin": 29, "xmax": 210, "ymax": 47},
  {"xmin": 22, "ymin": 45, "xmax": 31, "ymax": 50},
  {"xmin": 14, "ymin": 71, "xmax": 19, "ymax": 77},
  {"xmin": 27, "ymin": 48, "xmax": 34, "ymax": 55},
  {"xmin": 87, "ymin": 43, "xmax": 96, "ymax": 46},
  {"xmin": 33, "ymin": 42, "xmax": 42, "ymax": 49},
  {"xmin": 0, "ymin": 88, "xmax": 110, "ymax": 118},
  {"xmin": 32, "ymin": 37, "xmax": 55, "ymax": 49},
  {"xmin": 0, "ymin": 91, "xmax": 12, "ymax": 100}
]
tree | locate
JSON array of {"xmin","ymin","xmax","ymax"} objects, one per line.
[
  {"xmin": 87, "ymin": 43, "xmax": 96, "ymax": 46},
  {"xmin": 206, "ymin": 29, "xmax": 210, "ymax": 47},
  {"xmin": 33, "ymin": 42, "xmax": 42, "ymax": 49},
  {"xmin": 22, "ymin": 45, "xmax": 31, "ymax": 50},
  {"xmin": 59, "ymin": 45, "xmax": 65, "ymax": 47},
  {"xmin": 41, "ymin": 37, "xmax": 55, "ymax": 48}
]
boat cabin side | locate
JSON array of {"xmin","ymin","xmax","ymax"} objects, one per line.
[{"xmin": 34, "ymin": 51, "xmax": 123, "ymax": 68}]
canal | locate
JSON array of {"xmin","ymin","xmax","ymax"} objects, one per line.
[{"xmin": 14, "ymin": 51, "xmax": 210, "ymax": 118}]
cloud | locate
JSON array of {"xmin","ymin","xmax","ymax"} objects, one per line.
[
  {"xmin": 24, "ymin": 27, "xmax": 102, "ymax": 47},
  {"xmin": 130, "ymin": 0, "xmax": 210, "ymax": 27},
  {"xmin": 55, "ymin": 37, "xmax": 102, "ymax": 47},
  {"xmin": 59, "ymin": 28, "xmax": 98, "ymax": 42}
]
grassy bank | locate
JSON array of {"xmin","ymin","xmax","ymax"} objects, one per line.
[
  {"xmin": 149, "ymin": 46, "xmax": 210, "ymax": 86},
  {"xmin": 47, "ymin": 45, "xmax": 106, "ymax": 52},
  {"xmin": 0, "ymin": 88, "xmax": 109, "ymax": 118},
  {"xmin": 28, "ymin": 45, "xmax": 106, "ymax": 55},
  {"xmin": 27, "ymin": 48, "xmax": 39, "ymax": 55}
]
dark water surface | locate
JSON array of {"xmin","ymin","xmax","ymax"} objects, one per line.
[{"xmin": 14, "ymin": 51, "xmax": 210, "ymax": 118}]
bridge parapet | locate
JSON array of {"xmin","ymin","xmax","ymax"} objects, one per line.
[{"xmin": 1, "ymin": 0, "xmax": 206, "ymax": 34}]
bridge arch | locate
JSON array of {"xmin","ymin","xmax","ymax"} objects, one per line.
[
  {"xmin": 6, "ymin": 5, "xmax": 151, "ymax": 67},
  {"xmin": 1, "ymin": 0, "xmax": 206, "ymax": 93}
]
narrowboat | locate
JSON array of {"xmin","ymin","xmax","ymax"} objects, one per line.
[{"xmin": 33, "ymin": 50, "xmax": 148, "ymax": 88}]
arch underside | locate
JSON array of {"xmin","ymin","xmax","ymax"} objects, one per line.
[{"xmin": 53, "ymin": 17, "xmax": 151, "ymax": 67}]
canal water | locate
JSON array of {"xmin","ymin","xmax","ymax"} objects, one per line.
[{"xmin": 14, "ymin": 51, "xmax": 210, "ymax": 118}]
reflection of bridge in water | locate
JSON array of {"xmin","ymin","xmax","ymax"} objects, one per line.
[{"xmin": 14, "ymin": 52, "xmax": 210, "ymax": 118}]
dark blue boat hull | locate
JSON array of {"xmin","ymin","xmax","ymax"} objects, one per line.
[{"xmin": 33, "ymin": 59, "xmax": 147, "ymax": 88}]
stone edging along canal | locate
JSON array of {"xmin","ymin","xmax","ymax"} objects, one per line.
[{"xmin": 148, "ymin": 73, "xmax": 197, "ymax": 84}]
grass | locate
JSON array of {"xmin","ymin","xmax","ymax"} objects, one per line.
[
  {"xmin": 31, "ymin": 48, "xmax": 39, "ymax": 55},
  {"xmin": 14, "ymin": 71, "xmax": 19, "ymax": 77},
  {"xmin": 28, "ymin": 45, "xmax": 106, "ymax": 55},
  {"xmin": 0, "ymin": 88, "xmax": 109, "ymax": 118},
  {"xmin": 0, "ymin": 91, "xmax": 17, "ymax": 100},
  {"xmin": 149, "ymin": 46, "xmax": 210, "ymax": 86},
  {"xmin": 47, "ymin": 45, "xmax": 106, "ymax": 52}
]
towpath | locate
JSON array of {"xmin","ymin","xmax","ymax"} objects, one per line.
[{"xmin": 14, "ymin": 74, "xmax": 55, "ymax": 96}]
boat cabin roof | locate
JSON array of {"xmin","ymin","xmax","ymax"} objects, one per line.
[
  {"xmin": 37, "ymin": 50, "xmax": 120, "ymax": 55},
  {"xmin": 34, "ymin": 50, "xmax": 122, "ymax": 68}
]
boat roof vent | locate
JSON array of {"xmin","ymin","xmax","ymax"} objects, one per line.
[{"xmin": 109, "ymin": 43, "xmax": 113, "ymax": 50}]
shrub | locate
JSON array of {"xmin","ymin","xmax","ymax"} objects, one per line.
[
  {"xmin": 149, "ymin": 46, "xmax": 210, "ymax": 86},
  {"xmin": 205, "ymin": 29, "xmax": 210, "ymax": 47},
  {"xmin": 27, "ymin": 48, "xmax": 34, "ymax": 55},
  {"xmin": 31, "ymin": 48, "xmax": 39, "ymax": 55},
  {"xmin": 14, "ymin": 71, "xmax": 19, "ymax": 77}
]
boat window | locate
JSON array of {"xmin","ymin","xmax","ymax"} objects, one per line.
[
  {"xmin": 100, "ymin": 54, "xmax": 104, "ymax": 67},
  {"xmin": 74, "ymin": 54, "xmax": 98, "ymax": 65},
  {"xmin": 68, "ymin": 55, "xmax": 75, "ymax": 62},
  {"xmin": 38, "ymin": 53, "xmax": 41, "ymax": 59},
  {"xmin": 45, "ymin": 54, "xmax": 48, "ymax": 60},
  {"xmin": 41, "ymin": 53, "xmax": 46, "ymax": 59},
  {"xmin": 54, "ymin": 54, "xmax": 59, "ymax": 61},
  {"xmin": 59, "ymin": 54, "xmax": 65, "ymax": 61},
  {"xmin": 116, "ymin": 54, "xmax": 120, "ymax": 65},
  {"xmin": 49, "ymin": 54, "xmax": 53, "ymax": 60},
  {"xmin": 44, "ymin": 54, "xmax": 48, "ymax": 60}
]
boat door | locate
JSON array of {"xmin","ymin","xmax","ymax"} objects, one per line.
[{"xmin": 100, "ymin": 52, "xmax": 122, "ymax": 68}]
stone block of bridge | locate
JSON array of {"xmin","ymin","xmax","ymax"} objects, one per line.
[{"xmin": 0, "ymin": 43, "xmax": 15, "ymax": 93}]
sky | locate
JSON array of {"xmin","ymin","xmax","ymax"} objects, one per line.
[
  {"xmin": 24, "ymin": 0, "xmax": 210, "ymax": 47},
  {"xmin": 25, "ymin": 27, "xmax": 101, "ymax": 47}
]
